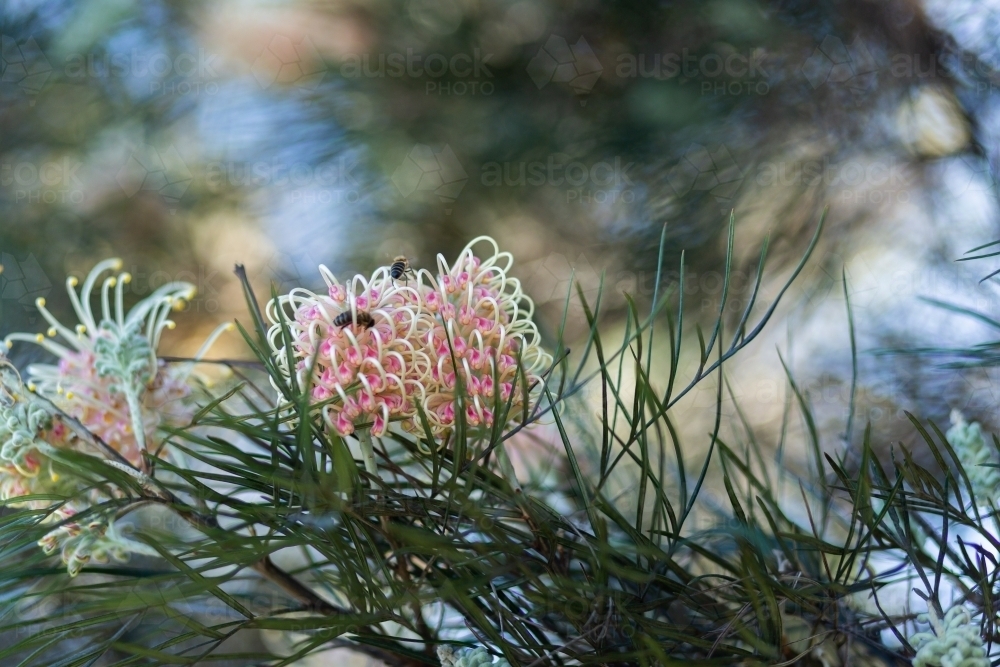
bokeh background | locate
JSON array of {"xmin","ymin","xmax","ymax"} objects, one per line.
[
  {"xmin": 6, "ymin": 0, "xmax": 1000, "ymax": 663},
  {"xmin": 5, "ymin": 0, "xmax": 1000, "ymax": 487}
]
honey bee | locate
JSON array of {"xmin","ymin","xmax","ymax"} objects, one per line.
[
  {"xmin": 333, "ymin": 310, "xmax": 375, "ymax": 330},
  {"xmin": 389, "ymin": 255, "xmax": 414, "ymax": 283}
]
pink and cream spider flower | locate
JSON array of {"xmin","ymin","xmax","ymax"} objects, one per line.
[
  {"xmin": 0, "ymin": 258, "xmax": 232, "ymax": 576},
  {"xmin": 0, "ymin": 371, "xmax": 145, "ymax": 576},
  {"xmin": 0, "ymin": 370, "xmax": 74, "ymax": 510},
  {"xmin": 266, "ymin": 264, "xmax": 437, "ymax": 438},
  {"xmin": 3, "ymin": 258, "xmax": 231, "ymax": 467},
  {"xmin": 420, "ymin": 236, "xmax": 552, "ymax": 436}
]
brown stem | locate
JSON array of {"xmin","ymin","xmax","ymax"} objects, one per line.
[
  {"xmin": 26, "ymin": 376, "xmax": 431, "ymax": 666},
  {"xmin": 251, "ymin": 555, "xmax": 346, "ymax": 615},
  {"xmin": 151, "ymin": 498, "xmax": 432, "ymax": 666}
]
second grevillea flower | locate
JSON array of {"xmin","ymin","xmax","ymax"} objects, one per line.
[
  {"xmin": 421, "ymin": 237, "xmax": 551, "ymax": 435},
  {"xmin": 1, "ymin": 258, "xmax": 231, "ymax": 575},
  {"xmin": 4, "ymin": 259, "xmax": 210, "ymax": 465}
]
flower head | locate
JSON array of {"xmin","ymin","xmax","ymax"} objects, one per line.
[
  {"xmin": 0, "ymin": 371, "xmax": 76, "ymax": 508},
  {"xmin": 910, "ymin": 604, "xmax": 989, "ymax": 667},
  {"xmin": 1, "ymin": 258, "xmax": 231, "ymax": 575},
  {"xmin": 38, "ymin": 508, "xmax": 133, "ymax": 577},
  {"xmin": 4, "ymin": 258, "xmax": 228, "ymax": 465},
  {"xmin": 946, "ymin": 410, "xmax": 1000, "ymax": 506},
  {"xmin": 420, "ymin": 237, "xmax": 551, "ymax": 435},
  {"xmin": 4, "ymin": 259, "xmax": 190, "ymax": 464},
  {"xmin": 267, "ymin": 237, "xmax": 552, "ymax": 444},
  {"xmin": 267, "ymin": 264, "xmax": 436, "ymax": 437},
  {"xmin": 0, "ymin": 368, "xmax": 139, "ymax": 575}
]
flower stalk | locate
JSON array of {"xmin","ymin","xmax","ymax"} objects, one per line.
[{"xmin": 357, "ymin": 426, "xmax": 379, "ymax": 479}]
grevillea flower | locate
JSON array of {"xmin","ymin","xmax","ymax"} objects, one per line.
[
  {"xmin": 266, "ymin": 264, "xmax": 436, "ymax": 437},
  {"xmin": 437, "ymin": 645, "xmax": 510, "ymax": 667},
  {"xmin": 0, "ymin": 376, "xmax": 75, "ymax": 509},
  {"xmin": 420, "ymin": 237, "xmax": 551, "ymax": 435},
  {"xmin": 910, "ymin": 604, "xmax": 989, "ymax": 667},
  {"xmin": 0, "ymin": 369, "xmax": 156, "ymax": 576},
  {"xmin": 4, "ymin": 258, "xmax": 229, "ymax": 466},
  {"xmin": 946, "ymin": 411, "xmax": 1000, "ymax": 506},
  {"xmin": 267, "ymin": 237, "xmax": 552, "ymax": 443},
  {"xmin": 0, "ymin": 258, "xmax": 231, "ymax": 575},
  {"xmin": 38, "ymin": 507, "xmax": 138, "ymax": 577}
]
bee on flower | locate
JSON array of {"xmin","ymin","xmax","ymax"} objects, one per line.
[
  {"xmin": 266, "ymin": 235, "xmax": 552, "ymax": 491},
  {"xmin": 266, "ymin": 263, "xmax": 437, "ymax": 437}
]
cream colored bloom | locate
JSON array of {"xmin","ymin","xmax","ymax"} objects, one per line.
[
  {"xmin": 266, "ymin": 264, "xmax": 437, "ymax": 436},
  {"xmin": 419, "ymin": 236, "xmax": 551, "ymax": 435},
  {"xmin": 1, "ymin": 258, "xmax": 231, "ymax": 575},
  {"xmin": 267, "ymin": 237, "xmax": 552, "ymax": 444},
  {"xmin": 910, "ymin": 604, "xmax": 989, "ymax": 667},
  {"xmin": 3, "ymin": 258, "xmax": 218, "ymax": 464},
  {"xmin": 946, "ymin": 410, "xmax": 1000, "ymax": 506}
]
